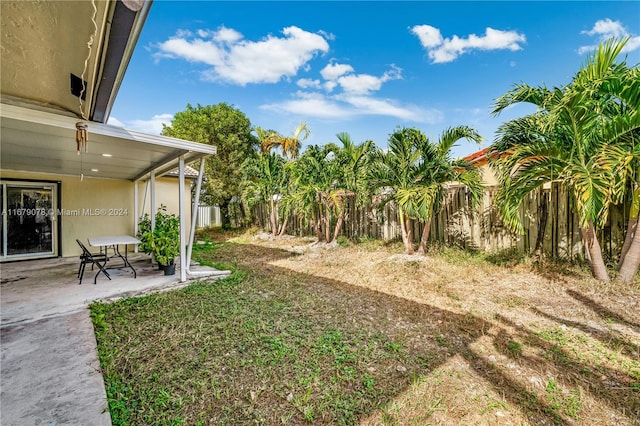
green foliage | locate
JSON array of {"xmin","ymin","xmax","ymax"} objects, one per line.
[
  {"xmin": 137, "ymin": 205, "xmax": 180, "ymax": 266},
  {"xmin": 136, "ymin": 213, "xmax": 153, "ymax": 254},
  {"xmin": 161, "ymin": 103, "xmax": 258, "ymax": 227},
  {"xmin": 284, "ymin": 135, "xmax": 376, "ymax": 242},
  {"xmin": 490, "ymin": 38, "xmax": 640, "ymax": 281},
  {"xmin": 370, "ymin": 126, "xmax": 483, "ymax": 252}
]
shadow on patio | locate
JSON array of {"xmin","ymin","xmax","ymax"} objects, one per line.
[{"xmin": 1, "ymin": 254, "xmax": 229, "ymax": 326}]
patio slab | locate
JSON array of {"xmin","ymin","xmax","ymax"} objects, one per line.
[{"xmin": 0, "ymin": 254, "xmax": 230, "ymax": 425}]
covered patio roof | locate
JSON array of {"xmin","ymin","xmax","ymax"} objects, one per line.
[{"xmin": 0, "ymin": 102, "xmax": 216, "ymax": 181}]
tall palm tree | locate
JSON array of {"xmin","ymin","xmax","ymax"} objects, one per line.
[
  {"xmin": 240, "ymin": 152, "xmax": 286, "ymax": 236},
  {"xmin": 290, "ymin": 145, "xmax": 337, "ymax": 242},
  {"xmin": 326, "ymin": 133, "xmax": 375, "ymax": 241},
  {"xmin": 371, "ymin": 128, "xmax": 424, "ymax": 254},
  {"xmin": 371, "ymin": 127, "xmax": 482, "ymax": 255},
  {"xmin": 261, "ymin": 122, "xmax": 311, "ymax": 160},
  {"xmin": 414, "ymin": 126, "xmax": 483, "ymax": 253},
  {"xmin": 490, "ymin": 38, "xmax": 639, "ymax": 282}
]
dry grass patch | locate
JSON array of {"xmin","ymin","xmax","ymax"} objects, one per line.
[{"xmin": 92, "ymin": 229, "xmax": 640, "ymax": 425}]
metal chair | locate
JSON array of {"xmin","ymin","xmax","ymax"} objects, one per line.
[{"xmin": 76, "ymin": 239, "xmax": 111, "ymax": 284}]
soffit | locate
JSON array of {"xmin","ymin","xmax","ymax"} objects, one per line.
[{"xmin": 1, "ymin": 103, "xmax": 216, "ymax": 181}]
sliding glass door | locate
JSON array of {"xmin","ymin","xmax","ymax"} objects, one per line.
[{"xmin": 1, "ymin": 181, "xmax": 59, "ymax": 261}]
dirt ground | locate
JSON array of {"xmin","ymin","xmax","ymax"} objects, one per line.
[{"xmin": 214, "ymin": 231, "xmax": 640, "ymax": 425}]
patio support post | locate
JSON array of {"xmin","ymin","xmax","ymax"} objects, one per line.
[
  {"xmin": 186, "ymin": 158, "xmax": 205, "ymax": 273},
  {"xmin": 150, "ymin": 170, "xmax": 156, "ymax": 230},
  {"xmin": 133, "ymin": 180, "xmax": 139, "ymax": 253},
  {"xmin": 179, "ymin": 156, "xmax": 187, "ymax": 282}
]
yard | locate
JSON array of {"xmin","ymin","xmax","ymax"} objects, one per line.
[{"xmin": 91, "ymin": 229, "xmax": 640, "ymax": 425}]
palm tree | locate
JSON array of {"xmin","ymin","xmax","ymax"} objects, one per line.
[
  {"xmin": 261, "ymin": 122, "xmax": 311, "ymax": 160},
  {"xmin": 240, "ymin": 152, "xmax": 286, "ymax": 236},
  {"xmin": 370, "ymin": 128, "xmax": 424, "ymax": 254},
  {"xmin": 289, "ymin": 145, "xmax": 336, "ymax": 242},
  {"xmin": 490, "ymin": 38, "xmax": 640, "ymax": 282},
  {"xmin": 371, "ymin": 127, "xmax": 482, "ymax": 255},
  {"xmin": 325, "ymin": 133, "xmax": 375, "ymax": 242},
  {"xmin": 414, "ymin": 126, "xmax": 483, "ymax": 253}
]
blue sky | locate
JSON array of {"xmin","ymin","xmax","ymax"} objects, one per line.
[{"xmin": 109, "ymin": 1, "xmax": 640, "ymax": 158}]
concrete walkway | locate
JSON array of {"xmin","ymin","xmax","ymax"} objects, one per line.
[{"xmin": 1, "ymin": 255, "xmax": 229, "ymax": 425}]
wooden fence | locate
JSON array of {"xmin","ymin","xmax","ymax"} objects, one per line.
[{"xmin": 251, "ymin": 183, "xmax": 631, "ymax": 262}]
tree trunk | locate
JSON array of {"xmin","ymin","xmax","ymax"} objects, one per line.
[
  {"xmin": 331, "ymin": 211, "xmax": 345, "ymax": 243},
  {"xmin": 618, "ymin": 187, "xmax": 639, "ymax": 267},
  {"xmin": 618, "ymin": 223, "xmax": 640, "ymax": 283},
  {"xmin": 398, "ymin": 209, "xmax": 414, "ymax": 255},
  {"xmin": 219, "ymin": 198, "xmax": 232, "ymax": 230},
  {"xmin": 618, "ymin": 218, "xmax": 637, "ymax": 267},
  {"xmin": 417, "ymin": 220, "xmax": 432, "ymax": 254},
  {"xmin": 270, "ymin": 199, "xmax": 278, "ymax": 236},
  {"xmin": 534, "ymin": 193, "xmax": 549, "ymax": 257},
  {"xmin": 315, "ymin": 209, "xmax": 325, "ymax": 242},
  {"xmin": 324, "ymin": 205, "xmax": 331, "ymax": 243},
  {"xmin": 278, "ymin": 215, "xmax": 289, "ymax": 237},
  {"xmin": 581, "ymin": 222, "xmax": 609, "ymax": 282}
]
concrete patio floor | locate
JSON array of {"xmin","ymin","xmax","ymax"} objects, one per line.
[{"xmin": 1, "ymin": 254, "xmax": 230, "ymax": 425}]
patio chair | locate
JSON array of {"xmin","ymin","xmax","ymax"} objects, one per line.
[{"xmin": 76, "ymin": 239, "xmax": 111, "ymax": 284}]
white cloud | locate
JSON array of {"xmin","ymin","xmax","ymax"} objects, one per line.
[
  {"xmin": 262, "ymin": 90, "xmax": 439, "ymax": 123},
  {"xmin": 578, "ymin": 18, "xmax": 640, "ymax": 54},
  {"xmin": 582, "ymin": 18, "xmax": 626, "ymax": 38},
  {"xmin": 410, "ymin": 25, "xmax": 443, "ymax": 48},
  {"xmin": 261, "ymin": 91, "xmax": 353, "ymax": 119},
  {"xmin": 297, "ymin": 78, "xmax": 322, "ymax": 89},
  {"xmin": 155, "ymin": 25, "xmax": 329, "ymax": 85},
  {"xmin": 320, "ymin": 62, "xmax": 354, "ymax": 80},
  {"xmin": 109, "ymin": 113, "xmax": 174, "ymax": 134},
  {"xmin": 337, "ymin": 66, "xmax": 402, "ymax": 95},
  {"xmin": 107, "ymin": 116, "xmax": 125, "ymax": 128},
  {"xmin": 410, "ymin": 25, "xmax": 526, "ymax": 63}
]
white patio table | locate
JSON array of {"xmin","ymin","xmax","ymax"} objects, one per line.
[{"xmin": 87, "ymin": 235, "xmax": 141, "ymax": 278}]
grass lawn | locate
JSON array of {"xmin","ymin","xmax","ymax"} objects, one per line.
[{"xmin": 91, "ymin": 230, "xmax": 640, "ymax": 425}]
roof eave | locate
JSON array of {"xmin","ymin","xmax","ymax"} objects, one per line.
[{"xmin": 90, "ymin": 0, "xmax": 153, "ymax": 123}]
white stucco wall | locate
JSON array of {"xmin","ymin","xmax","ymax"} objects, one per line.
[{"xmin": 1, "ymin": 170, "xmax": 192, "ymax": 258}]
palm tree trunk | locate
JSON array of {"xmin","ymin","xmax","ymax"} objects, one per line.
[
  {"xmin": 534, "ymin": 193, "xmax": 549, "ymax": 258},
  {"xmin": 270, "ymin": 199, "xmax": 278, "ymax": 236},
  {"xmin": 278, "ymin": 215, "xmax": 289, "ymax": 237},
  {"xmin": 581, "ymin": 222, "xmax": 609, "ymax": 282},
  {"xmin": 324, "ymin": 205, "xmax": 331, "ymax": 243},
  {"xmin": 417, "ymin": 220, "xmax": 432, "ymax": 254},
  {"xmin": 398, "ymin": 209, "xmax": 414, "ymax": 254},
  {"xmin": 315, "ymin": 209, "xmax": 324, "ymax": 242},
  {"xmin": 331, "ymin": 210, "xmax": 345, "ymax": 243},
  {"xmin": 618, "ymin": 187, "xmax": 639, "ymax": 267},
  {"xmin": 618, "ymin": 224, "xmax": 640, "ymax": 283},
  {"xmin": 618, "ymin": 218, "xmax": 637, "ymax": 267}
]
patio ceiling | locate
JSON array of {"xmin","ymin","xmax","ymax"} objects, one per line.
[{"xmin": 0, "ymin": 102, "xmax": 216, "ymax": 181}]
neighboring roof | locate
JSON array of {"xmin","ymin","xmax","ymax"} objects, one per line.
[
  {"xmin": 165, "ymin": 166, "xmax": 200, "ymax": 180},
  {"xmin": 0, "ymin": 103, "xmax": 215, "ymax": 181},
  {"xmin": 463, "ymin": 147, "xmax": 490, "ymax": 165},
  {"xmin": 0, "ymin": 0, "xmax": 151, "ymax": 123}
]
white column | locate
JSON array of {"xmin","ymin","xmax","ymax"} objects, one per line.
[
  {"xmin": 179, "ymin": 156, "xmax": 187, "ymax": 282},
  {"xmin": 186, "ymin": 158, "xmax": 206, "ymax": 271},
  {"xmin": 150, "ymin": 170, "xmax": 156, "ymax": 230},
  {"xmin": 133, "ymin": 180, "xmax": 139, "ymax": 253}
]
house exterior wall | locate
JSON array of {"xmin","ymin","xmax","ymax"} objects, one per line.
[
  {"xmin": 136, "ymin": 177, "xmax": 192, "ymax": 222},
  {"xmin": 1, "ymin": 170, "xmax": 192, "ymax": 258}
]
